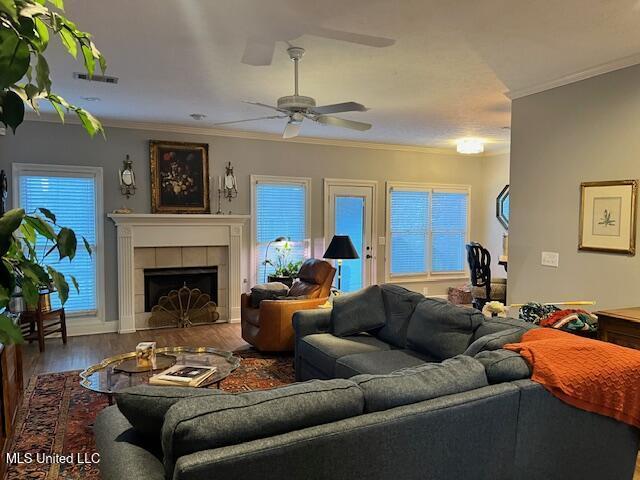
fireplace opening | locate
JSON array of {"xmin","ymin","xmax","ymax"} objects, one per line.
[{"xmin": 144, "ymin": 266, "xmax": 218, "ymax": 312}]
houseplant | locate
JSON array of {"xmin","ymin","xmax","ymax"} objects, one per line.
[
  {"xmin": 0, "ymin": 0, "xmax": 105, "ymax": 135},
  {"xmin": 263, "ymin": 241, "xmax": 303, "ymax": 287},
  {"xmin": 0, "ymin": 208, "xmax": 92, "ymax": 344}
]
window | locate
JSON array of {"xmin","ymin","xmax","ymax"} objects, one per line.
[
  {"xmin": 13, "ymin": 164, "xmax": 104, "ymax": 318},
  {"xmin": 387, "ymin": 183, "xmax": 469, "ymax": 279},
  {"xmin": 252, "ymin": 176, "xmax": 311, "ymax": 283}
]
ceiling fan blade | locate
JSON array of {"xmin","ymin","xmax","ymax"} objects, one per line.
[
  {"xmin": 283, "ymin": 121, "xmax": 302, "ymax": 139},
  {"xmin": 212, "ymin": 115, "xmax": 287, "ymax": 126},
  {"xmin": 310, "ymin": 102, "xmax": 368, "ymax": 115},
  {"xmin": 241, "ymin": 38, "xmax": 276, "ymax": 66},
  {"xmin": 244, "ymin": 101, "xmax": 288, "ymax": 114},
  {"xmin": 306, "ymin": 25, "xmax": 395, "ymax": 48},
  {"xmin": 315, "ymin": 116, "xmax": 372, "ymax": 131}
]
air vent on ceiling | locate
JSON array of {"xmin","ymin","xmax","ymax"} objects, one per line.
[{"xmin": 73, "ymin": 72, "xmax": 119, "ymax": 84}]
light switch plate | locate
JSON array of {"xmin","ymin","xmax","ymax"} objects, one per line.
[
  {"xmin": 541, "ymin": 251, "xmax": 559, "ymax": 268},
  {"xmin": 378, "ymin": 236, "xmax": 386, "ymax": 245}
]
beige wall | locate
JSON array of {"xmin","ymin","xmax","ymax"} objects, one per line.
[
  {"xmin": 0, "ymin": 120, "xmax": 504, "ymax": 322},
  {"xmin": 509, "ymin": 63, "xmax": 640, "ymax": 309}
]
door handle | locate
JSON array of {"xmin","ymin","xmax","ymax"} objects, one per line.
[{"xmin": 366, "ymin": 254, "xmax": 372, "ymax": 259}]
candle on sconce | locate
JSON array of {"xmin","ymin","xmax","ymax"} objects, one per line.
[{"xmin": 218, "ymin": 175, "xmax": 222, "ymax": 191}]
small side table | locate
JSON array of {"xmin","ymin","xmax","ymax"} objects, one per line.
[
  {"xmin": 595, "ymin": 307, "xmax": 640, "ymax": 350},
  {"xmin": 19, "ymin": 307, "xmax": 67, "ymax": 353}
]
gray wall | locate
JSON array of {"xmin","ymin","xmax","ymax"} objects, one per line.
[
  {"xmin": 1, "ymin": 120, "xmax": 502, "ymax": 322},
  {"xmin": 510, "ymin": 63, "xmax": 640, "ymax": 309},
  {"xmin": 480, "ymin": 152, "xmax": 510, "ymax": 276}
]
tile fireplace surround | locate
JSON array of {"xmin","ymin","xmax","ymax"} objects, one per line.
[{"xmin": 108, "ymin": 214, "xmax": 249, "ymax": 333}]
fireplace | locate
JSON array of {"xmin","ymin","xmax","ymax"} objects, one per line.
[{"xmin": 144, "ymin": 266, "xmax": 218, "ymax": 312}]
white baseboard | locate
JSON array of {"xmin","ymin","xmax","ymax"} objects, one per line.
[
  {"xmin": 67, "ymin": 321, "xmax": 119, "ymax": 337},
  {"xmin": 229, "ymin": 317, "xmax": 241, "ymax": 324}
]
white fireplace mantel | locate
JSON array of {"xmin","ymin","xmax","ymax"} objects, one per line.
[{"xmin": 108, "ymin": 213, "xmax": 250, "ymax": 333}]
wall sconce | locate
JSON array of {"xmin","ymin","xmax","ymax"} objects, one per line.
[
  {"xmin": 223, "ymin": 161, "xmax": 238, "ymax": 202},
  {"xmin": 119, "ymin": 154, "xmax": 136, "ymax": 198}
]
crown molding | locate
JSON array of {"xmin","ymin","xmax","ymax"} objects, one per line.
[
  {"xmin": 22, "ymin": 112, "xmax": 504, "ymax": 157},
  {"xmin": 506, "ymin": 52, "xmax": 640, "ymax": 100}
]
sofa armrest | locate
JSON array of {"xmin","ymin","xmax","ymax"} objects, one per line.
[
  {"xmin": 259, "ymin": 297, "xmax": 327, "ymax": 322},
  {"xmin": 292, "ymin": 307, "xmax": 332, "ymax": 338}
]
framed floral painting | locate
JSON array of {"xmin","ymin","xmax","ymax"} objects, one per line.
[
  {"xmin": 149, "ymin": 141, "xmax": 210, "ymax": 214},
  {"xmin": 579, "ymin": 180, "xmax": 638, "ymax": 255}
]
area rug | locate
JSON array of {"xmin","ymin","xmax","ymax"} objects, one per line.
[{"xmin": 3, "ymin": 350, "xmax": 294, "ymax": 480}]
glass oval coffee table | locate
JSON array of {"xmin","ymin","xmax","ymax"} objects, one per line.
[{"xmin": 79, "ymin": 346, "xmax": 240, "ymax": 403}]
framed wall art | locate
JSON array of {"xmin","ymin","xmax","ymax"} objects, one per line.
[
  {"xmin": 149, "ymin": 141, "xmax": 210, "ymax": 214},
  {"xmin": 579, "ymin": 180, "xmax": 638, "ymax": 255}
]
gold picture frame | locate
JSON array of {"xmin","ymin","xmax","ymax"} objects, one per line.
[
  {"xmin": 579, "ymin": 180, "xmax": 638, "ymax": 255},
  {"xmin": 150, "ymin": 140, "xmax": 210, "ymax": 214}
]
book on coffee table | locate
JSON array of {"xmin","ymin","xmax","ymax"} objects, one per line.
[{"xmin": 149, "ymin": 364, "xmax": 217, "ymax": 387}]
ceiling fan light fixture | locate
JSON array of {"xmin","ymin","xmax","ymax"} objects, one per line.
[{"xmin": 456, "ymin": 138, "xmax": 485, "ymax": 155}]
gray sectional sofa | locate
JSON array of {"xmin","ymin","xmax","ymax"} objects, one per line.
[{"xmin": 95, "ymin": 284, "xmax": 640, "ymax": 480}]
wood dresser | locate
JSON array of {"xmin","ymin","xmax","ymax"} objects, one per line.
[
  {"xmin": 596, "ymin": 307, "xmax": 640, "ymax": 350},
  {"xmin": 0, "ymin": 343, "xmax": 23, "ymax": 477}
]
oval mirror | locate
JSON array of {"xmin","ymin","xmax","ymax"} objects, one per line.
[{"xmin": 496, "ymin": 184, "xmax": 510, "ymax": 229}]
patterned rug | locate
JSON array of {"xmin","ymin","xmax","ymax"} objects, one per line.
[{"xmin": 3, "ymin": 350, "xmax": 294, "ymax": 480}]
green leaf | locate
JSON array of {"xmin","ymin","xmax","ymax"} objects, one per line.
[
  {"xmin": 0, "ymin": 0, "xmax": 18, "ymax": 19},
  {"xmin": 0, "ymin": 285, "xmax": 10, "ymax": 309},
  {"xmin": 19, "ymin": 221, "xmax": 36, "ymax": 244},
  {"xmin": 35, "ymin": 54, "xmax": 51, "ymax": 93},
  {"xmin": 47, "ymin": 266, "xmax": 69, "ymax": 305},
  {"xmin": 34, "ymin": 17, "xmax": 50, "ymax": 51},
  {"xmin": 56, "ymin": 226, "xmax": 77, "ymax": 260},
  {"xmin": 0, "ymin": 314, "xmax": 23, "ymax": 345},
  {"xmin": 59, "ymin": 27, "xmax": 77, "ymax": 58},
  {"xmin": 0, "ymin": 29, "xmax": 30, "ymax": 89},
  {"xmin": 98, "ymin": 54, "xmax": 107, "ymax": 74},
  {"xmin": 82, "ymin": 236, "xmax": 92, "ymax": 256},
  {"xmin": 38, "ymin": 207, "xmax": 56, "ymax": 223},
  {"xmin": 24, "ymin": 83, "xmax": 39, "ymax": 100},
  {"xmin": 20, "ymin": 261, "xmax": 49, "ymax": 286},
  {"xmin": 47, "ymin": 0, "xmax": 64, "ymax": 9},
  {"xmin": 80, "ymin": 42, "xmax": 95, "ymax": 77},
  {"xmin": 24, "ymin": 214, "xmax": 56, "ymax": 240},
  {"xmin": 70, "ymin": 274, "xmax": 79, "ymax": 294},
  {"xmin": 0, "ymin": 91, "xmax": 25, "ymax": 133},
  {"xmin": 76, "ymin": 108, "xmax": 103, "ymax": 138},
  {"xmin": 20, "ymin": 278, "xmax": 39, "ymax": 307},
  {"xmin": 0, "ymin": 208, "xmax": 25, "ymax": 237},
  {"xmin": 18, "ymin": 1, "xmax": 49, "ymax": 18},
  {"xmin": 48, "ymin": 97, "xmax": 66, "ymax": 123}
]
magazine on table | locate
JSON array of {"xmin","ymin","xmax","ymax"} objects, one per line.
[{"xmin": 149, "ymin": 364, "xmax": 217, "ymax": 387}]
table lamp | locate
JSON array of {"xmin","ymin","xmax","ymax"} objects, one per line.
[{"xmin": 323, "ymin": 235, "xmax": 359, "ymax": 290}]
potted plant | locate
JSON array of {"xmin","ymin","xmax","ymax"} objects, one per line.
[
  {"xmin": 263, "ymin": 241, "xmax": 303, "ymax": 288},
  {"xmin": 0, "ymin": 208, "xmax": 91, "ymax": 344}
]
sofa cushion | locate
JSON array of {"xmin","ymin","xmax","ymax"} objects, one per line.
[
  {"xmin": 250, "ymin": 282, "xmax": 289, "ymax": 308},
  {"xmin": 335, "ymin": 349, "xmax": 435, "ymax": 378},
  {"xmin": 351, "ymin": 355, "xmax": 488, "ymax": 413},
  {"xmin": 298, "ymin": 333, "xmax": 392, "ymax": 378},
  {"xmin": 162, "ymin": 379, "xmax": 363, "ymax": 475},
  {"xmin": 331, "ymin": 285, "xmax": 386, "ymax": 337},
  {"xmin": 375, "ymin": 284, "xmax": 426, "ymax": 348},
  {"xmin": 463, "ymin": 327, "xmax": 525, "ymax": 357},
  {"xmin": 475, "ymin": 349, "xmax": 532, "ymax": 384},
  {"xmin": 115, "ymin": 385, "xmax": 223, "ymax": 438},
  {"xmin": 472, "ymin": 316, "xmax": 537, "ymax": 342},
  {"xmin": 406, "ymin": 298, "xmax": 484, "ymax": 360}
]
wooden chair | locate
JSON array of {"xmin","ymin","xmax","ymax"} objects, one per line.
[
  {"xmin": 19, "ymin": 296, "xmax": 67, "ymax": 352},
  {"xmin": 466, "ymin": 242, "xmax": 506, "ymax": 310}
]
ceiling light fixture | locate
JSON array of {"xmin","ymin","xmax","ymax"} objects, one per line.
[
  {"xmin": 456, "ymin": 138, "xmax": 485, "ymax": 155},
  {"xmin": 190, "ymin": 113, "xmax": 207, "ymax": 121}
]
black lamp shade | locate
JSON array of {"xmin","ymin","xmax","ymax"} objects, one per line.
[{"xmin": 323, "ymin": 235, "xmax": 359, "ymax": 260}]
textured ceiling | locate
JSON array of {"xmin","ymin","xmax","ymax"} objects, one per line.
[{"xmin": 37, "ymin": 0, "xmax": 640, "ymax": 152}]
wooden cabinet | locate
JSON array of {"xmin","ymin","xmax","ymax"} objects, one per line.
[
  {"xmin": 0, "ymin": 343, "xmax": 23, "ymax": 477},
  {"xmin": 596, "ymin": 308, "xmax": 640, "ymax": 350}
]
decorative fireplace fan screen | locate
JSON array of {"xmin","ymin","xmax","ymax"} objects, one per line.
[{"xmin": 149, "ymin": 285, "xmax": 219, "ymax": 328}]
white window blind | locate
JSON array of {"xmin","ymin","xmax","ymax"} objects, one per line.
[
  {"xmin": 389, "ymin": 186, "xmax": 469, "ymax": 276},
  {"xmin": 255, "ymin": 181, "xmax": 309, "ymax": 283},
  {"xmin": 19, "ymin": 174, "xmax": 98, "ymax": 314}
]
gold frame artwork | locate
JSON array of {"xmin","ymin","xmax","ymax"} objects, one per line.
[
  {"xmin": 149, "ymin": 140, "xmax": 210, "ymax": 214},
  {"xmin": 579, "ymin": 179, "xmax": 638, "ymax": 255}
]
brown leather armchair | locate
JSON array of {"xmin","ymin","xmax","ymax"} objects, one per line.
[{"xmin": 241, "ymin": 259, "xmax": 336, "ymax": 352}]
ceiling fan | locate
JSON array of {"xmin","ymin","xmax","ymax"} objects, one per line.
[{"xmin": 214, "ymin": 47, "xmax": 372, "ymax": 139}]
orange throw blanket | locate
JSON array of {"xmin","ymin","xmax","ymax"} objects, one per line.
[{"xmin": 504, "ymin": 328, "xmax": 640, "ymax": 429}]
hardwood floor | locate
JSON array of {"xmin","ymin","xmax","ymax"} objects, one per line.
[
  {"xmin": 21, "ymin": 323, "xmax": 249, "ymax": 380},
  {"xmin": 18, "ymin": 324, "xmax": 640, "ymax": 478}
]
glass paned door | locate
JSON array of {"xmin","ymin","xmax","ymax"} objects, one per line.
[{"xmin": 326, "ymin": 183, "xmax": 375, "ymax": 292}]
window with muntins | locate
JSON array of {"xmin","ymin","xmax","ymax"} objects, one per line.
[
  {"xmin": 18, "ymin": 170, "xmax": 99, "ymax": 315},
  {"xmin": 389, "ymin": 186, "xmax": 469, "ymax": 277},
  {"xmin": 255, "ymin": 180, "xmax": 309, "ymax": 283}
]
